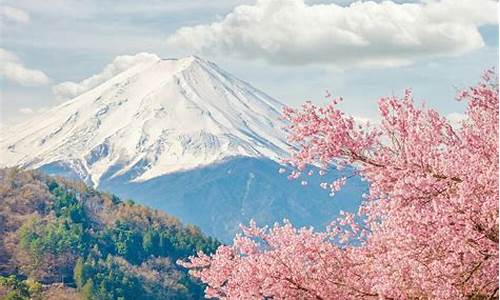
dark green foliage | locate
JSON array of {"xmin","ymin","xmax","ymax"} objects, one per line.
[
  {"xmin": 1, "ymin": 168, "xmax": 219, "ymax": 299},
  {"xmin": 89, "ymin": 259, "xmax": 144, "ymax": 300},
  {"xmin": 142, "ymin": 230, "xmax": 158, "ymax": 255},
  {"xmin": 51, "ymin": 186, "xmax": 87, "ymax": 224},
  {"xmin": 101, "ymin": 221, "xmax": 218, "ymax": 266},
  {"xmin": 20, "ymin": 220, "xmax": 76, "ymax": 257},
  {"xmin": 72, "ymin": 255, "xmax": 201, "ymax": 300},
  {"xmin": 74, "ymin": 258, "xmax": 91, "ymax": 289},
  {"xmin": 107, "ymin": 221, "xmax": 145, "ymax": 264},
  {"xmin": 111, "ymin": 194, "xmax": 121, "ymax": 205}
]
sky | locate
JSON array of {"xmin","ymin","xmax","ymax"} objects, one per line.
[{"xmin": 0, "ymin": 0, "xmax": 498, "ymax": 126}]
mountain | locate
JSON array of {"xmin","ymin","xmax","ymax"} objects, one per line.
[
  {"xmin": 0, "ymin": 168, "xmax": 219, "ymax": 300},
  {"xmin": 0, "ymin": 55, "xmax": 365, "ymax": 242},
  {"xmin": 0, "ymin": 56, "xmax": 290, "ymax": 186},
  {"xmin": 98, "ymin": 157, "xmax": 366, "ymax": 242}
]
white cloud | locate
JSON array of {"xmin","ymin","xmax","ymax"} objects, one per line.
[
  {"xmin": 52, "ymin": 52, "xmax": 159, "ymax": 101},
  {"xmin": 0, "ymin": 5, "xmax": 30, "ymax": 24},
  {"xmin": 0, "ymin": 48, "xmax": 50, "ymax": 86},
  {"xmin": 167, "ymin": 0, "xmax": 498, "ymax": 68}
]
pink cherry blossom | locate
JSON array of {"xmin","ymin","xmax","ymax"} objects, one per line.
[{"xmin": 178, "ymin": 71, "xmax": 499, "ymax": 299}]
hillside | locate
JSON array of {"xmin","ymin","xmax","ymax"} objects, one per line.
[{"xmin": 0, "ymin": 168, "xmax": 219, "ymax": 300}]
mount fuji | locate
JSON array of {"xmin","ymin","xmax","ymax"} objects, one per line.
[{"xmin": 0, "ymin": 55, "xmax": 365, "ymax": 241}]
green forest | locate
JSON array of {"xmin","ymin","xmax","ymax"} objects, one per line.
[{"xmin": 0, "ymin": 168, "xmax": 219, "ymax": 299}]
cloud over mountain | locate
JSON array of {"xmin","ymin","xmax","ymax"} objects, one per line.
[
  {"xmin": 52, "ymin": 52, "xmax": 160, "ymax": 101},
  {"xmin": 167, "ymin": 0, "xmax": 498, "ymax": 68}
]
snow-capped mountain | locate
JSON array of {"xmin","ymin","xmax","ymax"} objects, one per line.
[
  {"xmin": 0, "ymin": 56, "xmax": 291, "ymax": 186},
  {"xmin": 1, "ymin": 55, "xmax": 365, "ymax": 241}
]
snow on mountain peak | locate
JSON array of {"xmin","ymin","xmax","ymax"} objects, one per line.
[{"xmin": 1, "ymin": 55, "xmax": 292, "ymax": 186}]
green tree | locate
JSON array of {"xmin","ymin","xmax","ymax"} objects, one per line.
[
  {"xmin": 74, "ymin": 257, "xmax": 92, "ymax": 288},
  {"xmin": 142, "ymin": 230, "xmax": 159, "ymax": 256},
  {"xmin": 80, "ymin": 279, "xmax": 95, "ymax": 300}
]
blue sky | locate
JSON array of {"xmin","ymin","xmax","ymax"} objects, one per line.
[{"xmin": 0, "ymin": 0, "xmax": 498, "ymax": 125}]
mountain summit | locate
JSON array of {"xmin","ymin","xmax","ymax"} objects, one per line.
[
  {"xmin": 1, "ymin": 55, "xmax": 364, "ymax": 242},
  {"xmin": 1, "ymin": 56, "xmax": 291, "ymax": 186}
]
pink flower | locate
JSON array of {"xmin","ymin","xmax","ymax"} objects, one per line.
[{"xmin": 178, "ymin": 72, "xmax": 499, "ymax": 300}]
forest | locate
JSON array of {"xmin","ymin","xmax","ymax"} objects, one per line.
[{"xmin": 0, "ymin": 168, "xmax": 219, "ymax": 300}]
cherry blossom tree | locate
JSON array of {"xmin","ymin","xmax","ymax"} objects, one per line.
[{"xmin": 179, "ymin": 71, "xmax": 499, "ymax": 299}]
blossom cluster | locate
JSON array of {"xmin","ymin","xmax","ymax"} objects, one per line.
[{"xmin": 179, "ymin": 72, "xmax": 499, "ymax": 299}]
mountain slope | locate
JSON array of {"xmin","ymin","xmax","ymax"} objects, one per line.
[
  {"xmin": 97, "ymin": 157, "xmax": 367, "ymax": 242},
  {"xmin": 0, "ymin": 56, "xmax": 291, "ymax": 186},
  {"xmin": 0, "ymin": 55, "xmax": 366, "ymax": 242},
  {"xmin": 0, "ymin": 168, "xmax": 218, "ymax": 300}
]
